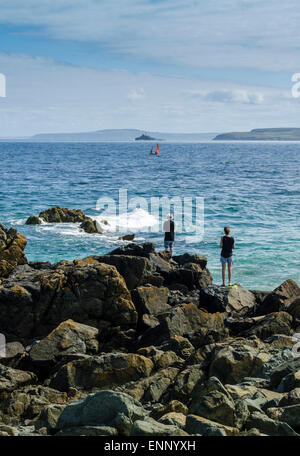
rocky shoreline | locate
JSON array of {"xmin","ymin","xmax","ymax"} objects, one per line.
[{"xmin": 0, "ymin": 222, "xmax": 300, "ymax": 436}]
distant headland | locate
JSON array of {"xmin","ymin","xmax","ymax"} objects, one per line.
[{"xmin": 214, "ymin": 128, "xmax": 300, "ymax": 141}]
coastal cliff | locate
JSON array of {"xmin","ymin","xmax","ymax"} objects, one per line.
[
  {"xmin": 0, "ymin": 224, "xmax": 300, "ymax": 436},
  {"xmin": 214, "ymin": 128, "xmax": 300, "ymax": 141}
]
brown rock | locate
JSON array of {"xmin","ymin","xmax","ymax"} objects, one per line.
[{"xmin": 259, "ymin": 279, "xmax": 300, "ymax": 315}]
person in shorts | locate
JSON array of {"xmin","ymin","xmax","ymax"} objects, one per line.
[
  {"xmin": 163, "ymin": 214, "xmax": 175, "ymax": 256},
  {"xmin": 220, "ymin": 226, "xmax": 235, "ymax": 286}
]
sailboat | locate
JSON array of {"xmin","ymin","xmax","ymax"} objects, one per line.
[{"xmin": 155, "ymin": 144, "xmax": 159, "ymax": 155}]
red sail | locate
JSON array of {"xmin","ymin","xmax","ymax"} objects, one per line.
[{"xmin": 155, "ymin": 144, "xmax": 159, "ymax": 155}]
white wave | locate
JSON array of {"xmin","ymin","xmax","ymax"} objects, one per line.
[{"xmin": 94, "ymin": 208, "xmax": 158, "ymax": 233}]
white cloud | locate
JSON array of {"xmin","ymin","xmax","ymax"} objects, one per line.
[
  {"xmin": 185, "ymin": 89, "xmax": 264, "ymax": 105},
  {"xmin": 127, "ymin": 88, "xmax": 146, "ymax": 101},
  {"xmin": 0, "ymin": 0, "xmax": 300, "ymax": 71}
]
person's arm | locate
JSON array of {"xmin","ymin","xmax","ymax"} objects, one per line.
[
  {"xmin": 232, "ymin": 238, "xmax": 235, "ymax": 249},
  {"xmin": 220, "ymin": 236, "xmax": 223, "ymax": 248}
]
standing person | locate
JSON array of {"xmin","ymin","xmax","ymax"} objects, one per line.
[
  {"xmin": 220, "ymin": 226, "xmax": 235, "ymax": 286},
  {"xmin": 163, "ymin": 214, "xmax": 175, "ymax": 256}
]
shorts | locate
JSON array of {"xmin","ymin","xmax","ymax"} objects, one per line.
[
  {"xmin": 164, "ymin": 241, "xmax": 173, "ymax": 249},
  {"xmin": 220, "ymin": 256, "xmax": 233, "ymax": 264}
]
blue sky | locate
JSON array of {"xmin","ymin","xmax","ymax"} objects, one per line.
[{"xmin": 0, "ymin": 0, "xmax": 300, "ymax": 135}]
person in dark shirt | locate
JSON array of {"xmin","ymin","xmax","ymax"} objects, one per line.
[
  {"xmin": 220, "ymin": 226, "xmax": 235, "ymax": 286},
  {"xmin": 163, "ymin": 214, "xmax": 175, "ymax": 256}
]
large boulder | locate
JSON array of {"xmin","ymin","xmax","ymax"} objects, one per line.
[
  {"xmin": 90, "ymin": 255, "xmax": 153, "ymax": 290},
  {"xmin": 241, "ymin": 312, "xmax": 293, "ymax": 340},
  {"xmin": 172, "ymin": 253, "xmax": 208, "ymax": 269},
  {"xmin": 131, "ymin": 286, "xmax": 170, "ymax": 316},
  {"xmin": 189, "ymin": 377, "xmax": 249, "ymax": 428},
  {"xmin": 0, "ymin": 223, "xmax": 27, "ymax": 279},
  {"xmin": 0, "ymin": 261, "xmax": 137, "ymax": 341},
  {"xmin": 49, "ymin": 352, "xmax": 154, "ymax": 392},
  {"xmin": 55, "ymin": 390, "xmax": 147, "ymax": 433},
  {"xmin": 245, "ymin": 411, "xmax": 298, "ymax": 436},
  {"xmin": 39, "ymin": 207, "xmax": 87, "ymax": 223},
  {"xmin": 185, "ymin": 415, "xmax": 238, "ymax": 436},
  {"xmin": 258, "ymin": 280, "xmax": 300, "ymax": 315},
  {"xmin": 209, "ymin": 338, "xmax": 273, "ymax": 384},
  {"xmin": 109, "ymin": 242, "xmax": 155, "ymax": 257},
  {"xmin": 29, "ymin": 320, "xmax": 99, "ymax": 370},
  {"xmin": 0, "ymin": 365, "xmax": 37, "ymax": 393},
  {"xmin": 0, "ymin": 385, "xmax": 73, "ymax": 426},
  {"xmin": 200, "ymin": 284, "xmax": 256, "ymax": 315},
  {"xmin": 165, "ymin": 264, "xmax": 212, "ymax": 290},
  {"xmin": 137, "ymin": 303, "xmax": 225, "ymax": 348}
]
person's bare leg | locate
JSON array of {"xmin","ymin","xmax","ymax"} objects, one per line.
[
  {"xmin": 222, "ymin": 263, "xmax": 226, "ymax": 286},
  {"xmin": 169, "ymin": 247, "xmax": 173, "ymax": 257},
  {"xmin": 228, "ymin": 263, "xmax": 232, "ymax": 285}
]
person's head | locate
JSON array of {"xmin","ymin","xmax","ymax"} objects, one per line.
[
  {"xmin": 167, "ymin": 213, "xmax": 173, "ymax": 220},
  {"xmin": 224, "ymin": 226, "xmax": 230, "ymax": 235}
]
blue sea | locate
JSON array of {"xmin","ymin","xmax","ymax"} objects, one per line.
[{"xmin": 0, "ymin": 141, "xmax": 299, "ymax": 290}]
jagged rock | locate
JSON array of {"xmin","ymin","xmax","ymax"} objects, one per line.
[
  {"xmin": 130, "ymin": 418, "xmax": 186, "ymax": 436},
  {"xmin": 148, "ymin": 253, "xmax": 174, "ymax": 276},
  {"xmin": 258, "ymin": 280, "xmax": 300, "ymax": 315},
  {"xmin": 137, "ymin": 314, "xmax": 160, "ymax": 333},
  {"xmin": 0, "ymin": 365, "xmax": 37, "ymax": 393},
  {"xmin": 80, "ymin": 218, "xmax": 103, "ymax": 234},
  {"xmin": 165, "ymin": 265, "xmax": 212, "ymax": 291},
  {"xmin": 91, "ymin": 255, "xmax": 153, "ymax": 290},
  {"xmin": 266, "ymin": 405, "xmax": 300, "ymax": 430},
  {"xmin": 29, "ymin": 320, "xmax": 99, "ymax": 370},
  {"xmin": 209, "ymin": 338, "xmax": 273, "ymax": 384},
  {"xmin": 118, "ymin": 234, "xmax": 135, "ymax": 241},
  {"xmin": 287, "ymin": 298, "xmax": 300, "ymax": 320},
  {"xmin": 136, "ymin": 347, "xmax": 181, "ymax": 371},
  {"xmin": 0, "ymin": 341, "xmax": 25, "ymax": 367},
  {"xmin": 157, "ymin": 336, "xmax": 195, "ymax": 360},
  {"xmin": 0, "ymin": 385, "xmax": 74, "ymax": 426},
  {"xmin": 121, "ymin": 367, "xmax": 179, "ymax": 404},
  {"xmin": 189, "ymin": 377, "xmax": 248, "ymax": 428},
  {"xmin": 185, "ymin": 414, "xmax": 238, "ymax": 436},
  {"xmin": 172, "ymin": 254, "xmax": 207, "ymax": 269},
  {"xmin": 278, "ymin": 388, "xmax": 300, "ymax": 406},
  {"xmin": 245, "ymin": 411, "xmax": 298, "ymax": 436},
  {"xmin": 49, "ymin": 353, "xmax": 154, "ymax": 392},
  {"xmin": 131, "ymin": 286, "xmax": 170, "ymax": 316},
  {"xmin": 0, "ymin": 261, "xmax": 137, "ymax": 340},
  {"xmin": 171, "ymin": 365, "xmax": 206, "ymax": 403},
  {"xmin": 25, "ymin": 215, "xmax": 41, "ymax": 225},
  {"xmin": 0, "ymin": 223, "xmax": 27, "ymax": 279},
  {"xmin": 241, "ymin": 312, "xmax": 293, "ymax": 340},
  {"xmin": 158, "ymin": 412, "xmax": 186, "ymax": 428},
  {"xmin": 149, "ymin": 400, "xmax": 188, "ymax": 420},
  {"xmin": 99, "ymin": 327, "xmax": 136, "ymax": 353},
  {"xmin": 109, "ymin": 242, "xmax": 155, "ymax": 257},
  {"xmin": 55, "ymin": 390, "xmax": 147, "ymax": 433},
  {"xmin": 39, "ymin": 207, "xmax": 87, "ymax": 223},
  {"xmin": 0, "ymin": 425, "xmax": 19, "ymax": 436},
  {"xmin": 277, "ymin": 371, "xmax": 300, "ymax": 393},
  {"xmin": 269, "ymin": 357, "xmax": 300, "ymax": 388},
  {"xmin": 200, "ymin": 284, "xmax": 256, "ymax": 315},
  {"xmin": 137, "ymin": 303, "xmax": 225, "ymax": 348}
]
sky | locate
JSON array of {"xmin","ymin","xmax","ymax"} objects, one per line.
[{"xmin": 0, "ymin": 0, "xmax": 300, "ymax": 136}]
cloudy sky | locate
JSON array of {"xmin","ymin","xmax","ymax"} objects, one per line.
[{"xmin": 0, "ymin": 0, "xmax": 300, "ymax": 136}]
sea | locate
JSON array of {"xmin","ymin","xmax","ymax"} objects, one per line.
[{"xmin": 0, "ymin": 141, "xmax": 299, "ymax": 291}]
